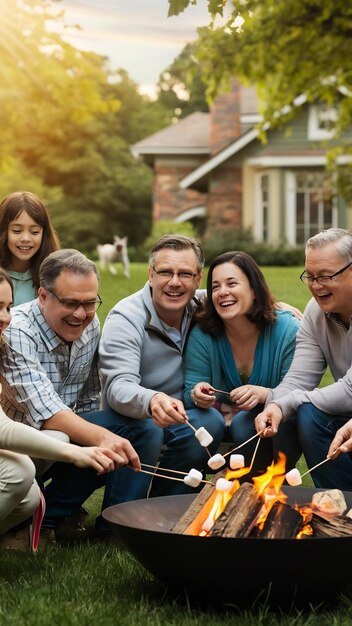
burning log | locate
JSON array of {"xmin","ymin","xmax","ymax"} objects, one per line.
[
  {"xmin": 251, "ymin": 501, "xmax": 304, "ymax": 539},
  {"xmin": 172, "ymin": 470, "xmax": 226, "ymax": 535},
  {"xmin": 211, "ymin": 483, "xmax": 263, "ymax": 538}
]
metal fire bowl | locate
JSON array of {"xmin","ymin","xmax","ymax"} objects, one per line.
[{"xmin": 103, "ymin": 486, "xmax": 352, "ymax": 607}]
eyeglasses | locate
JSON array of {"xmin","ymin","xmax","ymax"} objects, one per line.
[
  {"xmin": 152, "ymin": 266, "xmax": 198, "ymax": 282},
  {"xmin": 300, "ymin": 261, "xmax": 352, "ymax": 285},
  {"xmin": 46, "ymin": 288, "xmax": 102, "ymax": 312}
]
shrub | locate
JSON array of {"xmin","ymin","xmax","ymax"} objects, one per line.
[
  {"xmin": 137, "ymin": 220, "xmax": 197, "ymax": 261},
  {"xmin": 203, "ymin": 227, "xmax": 304, "ymax": 266}
]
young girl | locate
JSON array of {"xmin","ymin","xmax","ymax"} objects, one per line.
[
  {"xmin": 0, "ymin": 191, "xmax": 60, "ymax": 306},
  {"xmin": 0, "ymin": 269, "xmax": 119, "ymax": 549}
]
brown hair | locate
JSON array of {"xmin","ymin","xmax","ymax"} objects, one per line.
[
  {"xmin": 0, "ymin": 268, "xmax": 13, "ymax": 300},
  {"xmin": 0, "ymin": 191, "xmax": 60, "ymax": 291},
  {"xmin": 197, "ymin": 251, "xmax": 276, "ymax": 336}
]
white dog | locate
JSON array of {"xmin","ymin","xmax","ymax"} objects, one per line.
[{"xmin": 97, "ymin": 235, "xmax": 130, "ymax": 278}]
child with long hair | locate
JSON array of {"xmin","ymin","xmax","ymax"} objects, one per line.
[{"xmin": 0, "ymin": 191, "xmax": 60, "ymax": 305}]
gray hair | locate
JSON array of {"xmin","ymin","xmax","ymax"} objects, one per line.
[
  {"xmin": 40, "ymin": 249, "xmax": 99, "ymax": 291},
  {"xmin": 149, "ymin": 234, "xmax": 204, "ymax": 273},
  {"xmin": 306, "ymin": 228, "xmax": 352, "ymax": 262}
]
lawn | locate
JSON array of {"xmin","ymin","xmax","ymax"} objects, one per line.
[{"xmin": 1, "ymin": 263, "xmax": 348, "ymax": 626}]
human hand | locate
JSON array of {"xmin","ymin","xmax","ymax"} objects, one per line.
[
  {"xmin": 230, "ymin": 385, "xmax": 268, "ymax": 410},
  {"xmin": 276, "ymin": 301, "xmax": 303, "ymax": 320},
  {"xmin": 254, "ymin": 403, "xmax": 283, "ymax": 437},
  {"xmin": 191, "ymin": 382, "xmax": 217, "ymax": 409},
  {"xmin": 68, "ymin": 444, "xmax": 124, "ymax": 474},
  {"xmin": 328, "ymin": 419, "xmax": 352, "ymax": 458},
  {"xmin": 98, "ymin": 434, "xmax": 140, "ymax": 470},
  {"xmin": 149, "ymin": 393, "xmax": 187, "ymax": 427}
]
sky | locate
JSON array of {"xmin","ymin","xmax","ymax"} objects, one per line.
[{"xmin": 57, "ymin": 0, "xmax": 214, "ymax": 97}]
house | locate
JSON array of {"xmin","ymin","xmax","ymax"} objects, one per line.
[{"xmin": 131, "ymin": 80, "xmax": 352, "ymax": 246}]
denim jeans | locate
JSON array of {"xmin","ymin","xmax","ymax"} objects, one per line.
[
  {"xmin": 229, "ymin": 405, "xmax": 302, "ymax": 477},
  {"xmin": 296, "ymin": 403, "xmax": 352, "ymax": 489},
  {"xmin": 42, "ymin": 406, "xmax": 225, "ymax": 529}
]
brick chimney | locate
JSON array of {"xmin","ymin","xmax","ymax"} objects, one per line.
[{"xmin": 210, "ymin": 78, "xmax": 241, "ymax": 155}]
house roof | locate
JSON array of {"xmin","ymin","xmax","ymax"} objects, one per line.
[{"xmin": 131, "ymin": 112, "xmax": 210, "ymax": 161}]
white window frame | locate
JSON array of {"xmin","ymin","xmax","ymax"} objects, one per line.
[{"xmin": 308, "ymin": 104, "xmax": 338, "ymax": 140}]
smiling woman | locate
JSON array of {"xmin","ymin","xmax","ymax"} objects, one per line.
[{"xmin": 183, "ymin": 250, "xmax": 302, "ymax": 476}]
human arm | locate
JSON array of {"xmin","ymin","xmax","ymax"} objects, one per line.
[
  {"xmin": 41, "ymin": 409, "xmax": 140, "ymax": 469},
  {"xmin": 0, "ymin": 407, "xmax": 136, "ymax": 473},
  {"xmin": 183, "ymin": 325, "xmax": 225, "ymax": 408}
]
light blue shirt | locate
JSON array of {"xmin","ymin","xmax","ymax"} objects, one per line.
[{"xmin": 7, "ymin": 269, "xmax": 37, "ymax": 306}]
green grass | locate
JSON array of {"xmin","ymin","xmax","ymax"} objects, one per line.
[{"xmin": 2, "ymin": 263, "xmax": 347, "ymax": 625}]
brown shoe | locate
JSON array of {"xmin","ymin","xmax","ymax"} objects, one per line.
[{"xmin": 0, "ymin": 526, "xmax": 30, "ymax": 551}]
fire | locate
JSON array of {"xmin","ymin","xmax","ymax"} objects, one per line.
[{"xmin": 199, "ymin": 453, "xmax": 295, "ymax": 536}]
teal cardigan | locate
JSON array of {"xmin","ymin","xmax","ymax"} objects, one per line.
[{"xmin": 183, "ymin": 310, "xmax": 299, "ymax": 408}]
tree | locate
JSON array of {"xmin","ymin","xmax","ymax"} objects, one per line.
[
  {"xmin": 157, "ymin": 42, "xmax": 208, "ymax": 119},
  {"xmin": 167, "ymin": 0, "xmax": 352, "ymax": 132},
  {"xmin": 0, "ymin": 0, "xmax": 169, "ymax": 251},
  {"xmin": 168, "ymin": 0, "xmax": 352, "ymax": 197}
]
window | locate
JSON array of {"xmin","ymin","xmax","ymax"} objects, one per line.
[
  {"xmin": 295, "ymin": 172, "xmax": 334, "ymax": 244},
  {"xmin": 308, "ymin": 104, "xmax": 338, "ymax": 140}
]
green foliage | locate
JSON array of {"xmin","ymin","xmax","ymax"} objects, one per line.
[
  {"xmin": 203, "ymin": 228, "xmax": 304, "ymax": 267},
  {"xmin": 0, "ymin": 0, "xmax": 171, "ymax": 252},
  {"xmin": 157, "ymin": 43, "xmax": 209, "ymax": 120},
  {"xmin": 167, "ymin": 0, "xmax": 352, "ymax": 189}
]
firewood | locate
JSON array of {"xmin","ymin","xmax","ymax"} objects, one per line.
[
  {"xmin": 172, "ymin": 470, "xmax": 226, "ymax": 534},
  {"xmin": 311, "ymin": 512, "xmax": 352, "ymax": 538},
  {"xmin": 253, "ymin": 501, "xmax": 304, "ymax": 539},
  {"xmin": 211, "ymin": 482, "xmax": 262, "ymax": 538}
]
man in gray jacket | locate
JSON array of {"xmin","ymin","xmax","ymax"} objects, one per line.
[
  {"xmin": 99, "ymin": 235, "xmax": 225, "ymax": 505},
  {"xmin": 255, "ymin": 228, "xmax": 352, "ymax": 489}
]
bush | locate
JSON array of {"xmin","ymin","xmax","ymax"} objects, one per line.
[
  {"xmin": 136, "ymin": 220, "xmax": 197, "ymax": 261},
  {"xmin": 203, "ymin": 227, "xmax": 304, "ymax": 266}
]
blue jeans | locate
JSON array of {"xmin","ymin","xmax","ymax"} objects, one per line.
[
  {"xmin": 297, "ymin": 403, "xmax": 352, "ymax": 489},
  {"xmin": 42, "ymin": 407, "xmax": 225, "ymax": 528},
  {"xmin": 229, "ymin": 405, "xmax": 302, "ymax": 477}
]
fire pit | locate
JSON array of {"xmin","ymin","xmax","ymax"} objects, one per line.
[{"xmin": 103, "ymin": 486, "xmax": 352, "ymax": 608}]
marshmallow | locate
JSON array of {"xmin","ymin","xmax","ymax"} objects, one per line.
[
  {"xmin": 216, "ymin": 478, "xmax": 233, "ymax": 492},
  {"xmin": 195, "ymin": 426, "xmax": 213, "ymax": 447},
  {"xmin": 183, "ymin": 468, "xmax": 203, "ymax": 488},
  {"xmin": 285, "ymin": 468, "xmax": 302, "ymax": 486},
  {"xmin": 207, "ymin": 453, "xmax": 226, "ymax": 470},
  {"xmin": 229, "ymin": 454, "xmax": 245, "ymax": 470}
]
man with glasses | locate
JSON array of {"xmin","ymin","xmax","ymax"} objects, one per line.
[
  {"xmin": 255, "ymin": 228, "xmax": 352, "ymax": 489},
  {"xmin": 99, "ymin": 234, "xmax": 225, "ymax": 508},
  {"xmin": 0, "ymin": 249, "xmax": 140, "ymax": 539}
]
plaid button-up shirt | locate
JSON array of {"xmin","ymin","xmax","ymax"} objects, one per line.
[{"xmin": 1, "ymin": 300, "xmax": 101, "ymax": 428}]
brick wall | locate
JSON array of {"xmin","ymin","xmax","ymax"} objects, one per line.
[
  {"xmin": 210, "ymin": 79, "xmax": 241, "ymax": 155},
  {"xmin": 152, "ymin": 161, "xmax": 207, "ymax": 222}
]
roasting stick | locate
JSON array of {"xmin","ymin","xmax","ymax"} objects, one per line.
[
  {"xmin": 248, "ymin": 435, "xmax": 261, "ymax": 470},
  {"xmin": 300, "ymin": 457, "xmax": 330, "ymax": 479},
  {"xmin": 141, "ymin": 462, "xmax": 193, "ymax": 477},
  {"xmin": 222, "ymin": 428, "xmax": 267, "ymax": 459},
  {"xmin": 128, "ymin": 465, "xmax": 214, "ymax": 486}
]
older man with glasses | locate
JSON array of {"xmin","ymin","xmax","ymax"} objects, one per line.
[
  {"xmin": 0, "ymin": 248, "xmax": 140, "ymax": 543},
  {"xmin": 255, "ymin": 227, "xmax": 352, "ymax": 490}
]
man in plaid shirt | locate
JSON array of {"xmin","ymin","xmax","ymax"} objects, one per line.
[{"xmin": 0, "ymin": 249, "xmax": 139, "ymax": 537}]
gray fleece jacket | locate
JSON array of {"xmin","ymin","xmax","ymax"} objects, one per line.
[
  {"xmin": 99, "ymin": 282, "xmax": 200, "ymax": 419},
  {"xmin": 269, "ymin": 297, "xmax": 352, "ymax": 418}
]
